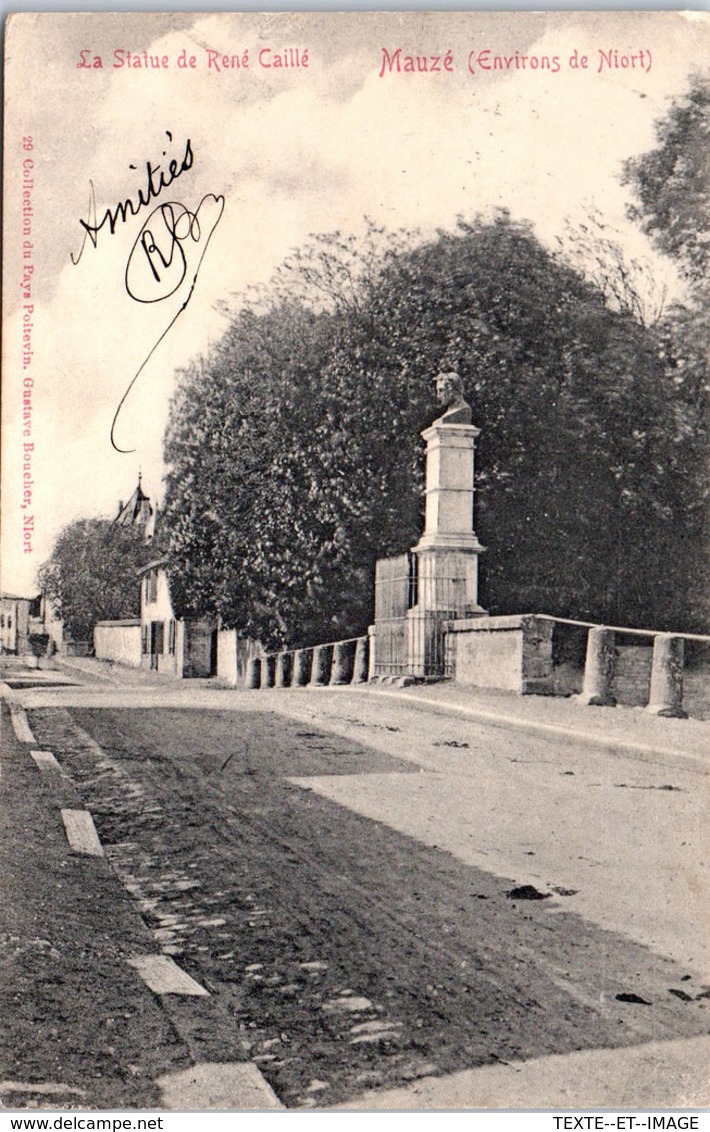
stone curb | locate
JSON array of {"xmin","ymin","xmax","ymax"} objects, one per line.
[{"xmin": 375, "ymin": 688, "xmax": 709, "ymax": 770}]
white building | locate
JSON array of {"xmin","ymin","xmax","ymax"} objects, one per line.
[
  {"xmin": 93, "ymin": 474, "xmax": 218, "ymax": 678},
  {"xmin": 0, "ymin": 593, "xmax": 33, "ymax": 654},
  {"xmin": 139, "ymin": 559, "xmax": 217, "ymax": 678}
]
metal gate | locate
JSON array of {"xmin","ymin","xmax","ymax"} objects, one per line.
[
  {"xmin": 373, "ymin": 553, "xmax": 416, "ymax": 677},
  {"xmin": 373, "ymin": 552, "xmax": 463, "ymax": 678}
]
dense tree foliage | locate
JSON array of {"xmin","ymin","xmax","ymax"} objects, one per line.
[
  {"xmin": 623, "ymin": 75, "xmax": 710, "ymax": 288},
  {"xmin": 38, "ymin": 519, "xmax": 149, "ymax": 641},
  {"xmin": 163, "ymin": 207, "xmax": 708, "ymax": 646},
  {"xmin": 622, "ymin": 75, "xmax": 710, "ymax": 632}
]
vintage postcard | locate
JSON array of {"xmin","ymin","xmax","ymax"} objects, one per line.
[{"xmin": 2, "ymin": 9, "xmax": 709, "ymax": 1117}]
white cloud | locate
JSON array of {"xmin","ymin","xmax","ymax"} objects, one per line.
[{"xmin": 3, "ymin": 10, "xmax": 708, "ymax": 594}]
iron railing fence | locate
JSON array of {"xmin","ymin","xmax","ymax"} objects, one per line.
[{"xmin": 373, "ymin": 551, "xmax": 482, "ymax": 678}]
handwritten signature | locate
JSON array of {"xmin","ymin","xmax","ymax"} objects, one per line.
[
  {"xmin": 110, "ymin": 194, "xmax": 224, "ymax": 452},
  {"xmin": 71, "ymin": 133, "xmax": 224, "ymax": 453}
]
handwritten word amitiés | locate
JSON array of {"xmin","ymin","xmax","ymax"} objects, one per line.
[{"xmin": 71, "ymin": 133, "xmax": 193, "ymax": 264}]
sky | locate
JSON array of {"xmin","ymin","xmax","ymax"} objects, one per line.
[{"xmin": 2, "ymin": 9, "xmax": 709, "ymax": 595}]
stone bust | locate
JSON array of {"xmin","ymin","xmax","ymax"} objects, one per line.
[{"xmin": 433, "ymin": 371, "xmax": 472, "ymax": 425}]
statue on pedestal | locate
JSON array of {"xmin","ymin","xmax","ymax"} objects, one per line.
[{"xmin": 433, "ymin": 371, "xmax": 472, "ymax": 426}]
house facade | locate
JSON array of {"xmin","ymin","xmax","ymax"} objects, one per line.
[
  {"xmin": 0, "ymin": 593, "xmax": 33, "ymax": 654},
  {"xmin": 139, "ymin": 560, "xmax": 217, "ymax": 678},
  {"xmin": 92, "ymin": 474, "xmax": 218, "ymax": 678}
]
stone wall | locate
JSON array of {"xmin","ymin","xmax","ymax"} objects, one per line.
[
  {"xmin": 216, "ymin": 629, "xmax": 262, "ymax": 687},
  {"xmin": 94, "ymin": 620, "xmax": 142, "ymax": 667},
  {"xmin": 685, "ymin": 657, "xmax": 710, "ymax": 720},
  {"xmin": 447, "ymin": 614, "xmax": 554, "ymax": 694},
  {"xmin": 611, "ymin": 644, "xmax": 654, "ymax": 707},
  {"xmin": 217, "ymin": 629, "xmax": 238, "ymax": 687},
  {"xmin": 183, "ymin": 620, "xmax": 214, "ymax": 678}
]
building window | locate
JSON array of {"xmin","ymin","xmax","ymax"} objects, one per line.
[
  {"xmin": 146, "ymin": 571, "xmax": 158, "ymax": 604},
  {"xmin": 168, "ymin": 620, "xmax": 176, "ymax": 655},
  {"xmin": 141, "ymin": 625, "xmax": 148, "ymax": 654},
  {"xmin": 0, "ymin": 615, "xmax": 4, "ymax": 628},
  {"xmin": 154, "ymin": 620, "xmax": 165, "ymax": 655}
]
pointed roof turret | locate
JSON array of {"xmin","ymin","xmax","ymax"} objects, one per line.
[{"xmin": 114, "ymin": 472, "xmax": 154, "ymax": 535}]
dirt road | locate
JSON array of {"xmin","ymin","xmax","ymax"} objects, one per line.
[{"xmin": 11, "ymin": 690, "xmax": 708, "ymax": 1110}]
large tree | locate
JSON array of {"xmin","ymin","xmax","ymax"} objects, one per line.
[
  {"xmin": 622, "ymin": 74, "xmax": 710, "ymax": 631},
  {"xmin": 623, "ymin": 74, "xmax": 710, "ymax": 289},
  {"xmin": 38, "ymin": 519, "xmax": 149, "ymax": 641},
  {"xmin": 162, "ymin": 211, "xmax": 704, "ymax": 645}
]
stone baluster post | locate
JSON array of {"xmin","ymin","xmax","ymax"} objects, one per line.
[
  {"xmin": 275, "ymin": 652, "xmax": 292, "ymax": 688},
  {"xmin": 292, "ymin": 648, "xmax": 311, "ymax": 686},
  {"xmin": 310, "ymin": 644, "xmax": 331, "ymax": 687},
  {"xmin": 647, "ymin": 634, "xmax": 687, "ymax": 718},
  {"xmin": 578, "ymin": 627, "xmax": 616, "ymax": 706},
  {"xmin": 330, "ymin": 641, "xmax": 354, "ymax": 685},
  {"xmin": 352, "ymin": 636, "xmax": 369, "ymax": 684},
  {"xmin": 260, "ymin": 654, "xmax": 276, "ymax": 688},
  {"xmin": 244, "ymin": 657, "xmax": 261, "ymax": 689}
]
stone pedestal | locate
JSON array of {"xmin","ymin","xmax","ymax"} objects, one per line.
[
  {"xmin": 407, "ymin": 420, "xmax": 486, "ymax": 676},
  {"xmin": 417, "ymin": 421, "xmax": 485, "ymax": 555},
  {"xmin": 414, "ymin": 421, "xmax": 485, "ymax": 602}
]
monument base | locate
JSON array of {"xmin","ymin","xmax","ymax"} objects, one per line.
[
  {"xmin": 405, "ymin": 546, "xmax": 486, "ymax": 677},
  {"xmin": 412, "ymin": 545, "xmax": 486, "ymax": 616}
]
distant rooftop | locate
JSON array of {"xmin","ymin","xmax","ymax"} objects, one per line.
[{"xmin": 114, "ymin": 472, "xmax": 157, "ymax": 543}]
